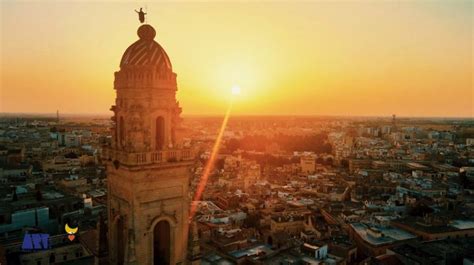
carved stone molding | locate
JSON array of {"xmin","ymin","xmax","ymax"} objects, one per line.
[{"xmin": 145, "ymin": 201, "xmax": 178, "ymax": 232}]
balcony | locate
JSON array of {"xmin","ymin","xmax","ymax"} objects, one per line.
[{"xmin": 103, "ymin": 148, "xmax": 194, "ymax": 166}]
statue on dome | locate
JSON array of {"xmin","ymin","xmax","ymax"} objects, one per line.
[{"xmin": 135, "ymin": 8, "xmax": 146, "ymax": 23}]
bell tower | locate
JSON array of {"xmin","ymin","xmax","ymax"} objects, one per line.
[{"xmin": 104, "ymin": 23, "xmax": 194, "ymax": 265}]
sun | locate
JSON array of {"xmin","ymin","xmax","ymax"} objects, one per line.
[{"xmin": 231, "ymin": 85, "xmax": 241, "ymax": 95}]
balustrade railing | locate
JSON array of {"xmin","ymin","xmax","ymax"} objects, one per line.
[{"xmin": 104, "ymin": 148, "xmax": 194, "ymax": 166}]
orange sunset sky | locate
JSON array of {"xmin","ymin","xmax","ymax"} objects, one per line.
[{"xmin": 0, "ymin": 1, "xmax": 473, "ymax": 117}]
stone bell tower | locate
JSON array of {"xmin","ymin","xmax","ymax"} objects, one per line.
[{"xmin": 104, "ymin": 23, "xmax": 194, "ymax": 265}]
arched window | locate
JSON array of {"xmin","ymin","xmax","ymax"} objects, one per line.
[
  {"xmin": 116, "ymin": 218, "xmax": 125, "ymax": 265},
  {"xmin": 156, "ymin": 117, "xmax": 165, "ymax": 150},
  {"xmin": 154, "ymin": 220, "xmax": 170, "ymax": 265}
]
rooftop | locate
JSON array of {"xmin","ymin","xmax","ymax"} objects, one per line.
[
  {"xmin": 350, "ymin": 223, "xmax": 416, "ymax": 246},
  {"xmin": 229, "ymin": 244, "xmax": 274, "ymax": 260},
  {"xmin": 393, "ymin": 217, "xmax": 474, "ymax": 234},
  {"xmin": 450, "ymin": 220, "xmax": 474, "ymax": 230}
]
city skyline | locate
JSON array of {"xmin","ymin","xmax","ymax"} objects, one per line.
[{"xmin": 1, "ymin": 1, "xmax": 473, "ymax": 117}]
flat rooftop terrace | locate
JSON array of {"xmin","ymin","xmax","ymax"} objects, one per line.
[{"xmin": 350, "ymin": 223, "xmax": 416, "ymax": 246}]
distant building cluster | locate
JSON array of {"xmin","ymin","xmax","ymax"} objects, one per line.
[
  {"xmin": 0, "ymin": 117, "xmax": 108, "ymax": 264},
  {"xmin": 185, "ymin": 116, "xmax": 474, "ymax": 264},
  {"xmin": 1, "ymin": 114, "xmax": 474, "ymax": 265}
]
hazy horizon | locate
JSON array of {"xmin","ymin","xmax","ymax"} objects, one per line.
[{"xmin": 1, "ymin": 111, "xmax": 473, "ymax": 120}]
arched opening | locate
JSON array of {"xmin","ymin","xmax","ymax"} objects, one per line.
[
  {"xmin": 156, "ymin": 117, "xmax": 165, "ymax": 150},
  {"xmin": 116, "ymin": 218, "xmax": 125, "ymax": 265},
  {"xmin": 153, "ymin": 220, "xmax": 170, "ymax": 265},
  {"xmin": 119, "ymin": 117, "xmax": 125, "ymax": 148}
]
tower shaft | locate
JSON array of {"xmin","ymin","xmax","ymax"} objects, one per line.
[{"xmin": 105, "ymin": 24, "xmax": 194, "ymax": 265}]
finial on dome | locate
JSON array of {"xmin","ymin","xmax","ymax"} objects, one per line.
[{"xmin": 137, "ymin": 24, "xmax": 156, "ymax": 41}]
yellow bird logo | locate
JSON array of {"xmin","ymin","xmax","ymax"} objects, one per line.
[{"xmin": 65, "ymin": 223, "xmax": 78, "ymax": 241}]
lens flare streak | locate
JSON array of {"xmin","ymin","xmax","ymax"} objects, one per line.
[{"xmin": 189, "ymin": 101, "xmax": 233, "ymax": 220}]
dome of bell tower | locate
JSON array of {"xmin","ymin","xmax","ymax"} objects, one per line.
[
  {"xmin": 119, "ymin": 24, "xmax": 172, "ymax": 71},
  {"xmin": 137, "ymin": 24, "xmax": 156, "ymax": 40}
]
